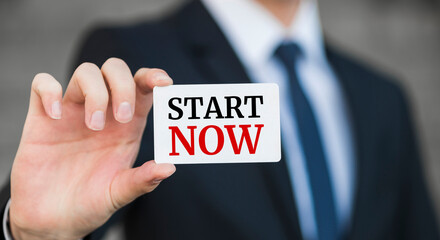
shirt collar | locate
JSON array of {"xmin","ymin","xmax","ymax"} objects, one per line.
[{"xmin": 201, "ymin": 0, "xmax": 326, "ymax": 69}]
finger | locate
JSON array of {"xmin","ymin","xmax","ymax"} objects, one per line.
[
  {"xmin": 109, "ymin": 160, "xmax": 176, "ymax": 210},
  {"xmin": 64, "ymin": 62, "xmax": 109, "ymax": 131},
  {"xmin": 133, "ymin": 68, "xmax": 173, "ymax": 117},
  {"xmin": 101, "ymin": 58, "xmax": 135, "ymax": 123},
  {"xmin": 29, "ymin": 73, "xmax": 63, "ymax": 119}
]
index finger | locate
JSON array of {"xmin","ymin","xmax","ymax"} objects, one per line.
[{"xmin": 133, "ymin": 68, "xmax": 173, "ymax": 118}]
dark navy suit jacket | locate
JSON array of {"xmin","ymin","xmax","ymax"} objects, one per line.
[{"xmin": 1, "ymin": 1, "xmax": 438, "ymax": 239}]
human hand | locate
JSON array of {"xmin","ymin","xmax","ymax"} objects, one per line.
[{"xmin": 9, "ymin": 58, "xmax": 176, "ymax": 239}]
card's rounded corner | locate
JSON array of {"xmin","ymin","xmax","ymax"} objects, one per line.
[
  {"xmin": 268, "ymin": 83, "xmax": 280, "ymax": 92},
  {"xmin": 274, "ymin": 152, "xmax": 282, "ymax": 162}
]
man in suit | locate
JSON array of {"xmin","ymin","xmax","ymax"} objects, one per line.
[{"xmin": 1, "ymin": 0, "xmax": 439, "ymax": 239}]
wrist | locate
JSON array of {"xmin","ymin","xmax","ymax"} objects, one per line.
[
  {"xmin": 9, "ymin": 220, "xmax": 42, "ymax": 240},
  {"xmin": 9, "ymin": 215, "xmax": 80, "ymax": 240}
]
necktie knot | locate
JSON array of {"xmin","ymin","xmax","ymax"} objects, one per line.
[{"xmin": 274, "ymin": 42, "xmax": 303, "ymax": 66}]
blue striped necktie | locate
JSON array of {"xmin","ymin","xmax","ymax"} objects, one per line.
[{"xmin": 274, "ymin": 42, "xmax": 339, "ymax": 240}]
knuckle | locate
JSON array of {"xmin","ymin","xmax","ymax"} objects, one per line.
[
  {"xmin": 75, "ymin": 62, "xmax": 100, "ymax": 79},
  {"xmin": 74, "ymin": 63, "xmax": 103, "ymax": 88},
  {"xmin": 78, "ymin": 62, "xmax": 99, "ymax": 71},
  {"xmin": 32, "ymin": 73, "xmax": 50, "ymax": 86},
  {"xmin": 32, "ymin": 73, "xmax": 59, "ymax": 94},
  {"xmin": 102, "ymin": 57, "xmax": 128, "ymax": 71},
  {"xmin": 33, "ymin": 72, "xmax": 52, "ymax": 81}
]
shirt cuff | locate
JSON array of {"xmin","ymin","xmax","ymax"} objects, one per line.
[{"xmin": 3, "ymin": 199, "xmax": 12, "ymax": 240}]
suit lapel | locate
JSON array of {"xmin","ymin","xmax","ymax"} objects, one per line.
[
  {"xmin": 173, "ymin": 1, "xmax": 250, "ymax": 85},
  {"xmin": 260, "ymin": 157, "xmax": 303, "ymax": 240},
  {"xmin": 174, "ymin": 1, "xmax": 302, "ymax": 239}
]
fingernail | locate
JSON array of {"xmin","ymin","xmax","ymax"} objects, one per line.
[
  {"xmin": 154, "ymin": 72, "xmax": 173, "ymax": 84},
  {"xmin": 51, "ymin": 101, "xmax": 62, "ymax": 119},
  {"xmin": 90, "ymin": 111, "xmax": 105, "ymax": 130},
  {"xmin": 116, "ymin": 102, "xmax": 133, "ymax": 123}
]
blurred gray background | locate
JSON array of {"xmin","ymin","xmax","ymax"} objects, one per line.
[{"xmin": 0, "ymin": 0, "xmax": 439, "ymax": 236}]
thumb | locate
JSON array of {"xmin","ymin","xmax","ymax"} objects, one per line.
[{"xmin": 109, "ymin": 160, "xmax": 176, "ymax": 210}]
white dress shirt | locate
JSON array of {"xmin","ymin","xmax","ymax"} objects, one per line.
[
  {"xmin": 202, "ymin": 0, "xmax": 356, "ymax": 239},
  {"xmin": 3, "ymin": 1, "xmax": 356, "ymax": 239}
]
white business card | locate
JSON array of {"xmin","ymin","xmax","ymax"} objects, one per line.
[{"xmin": 153, "ymin": 83, "xmax": 281, "ymax": 164}]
